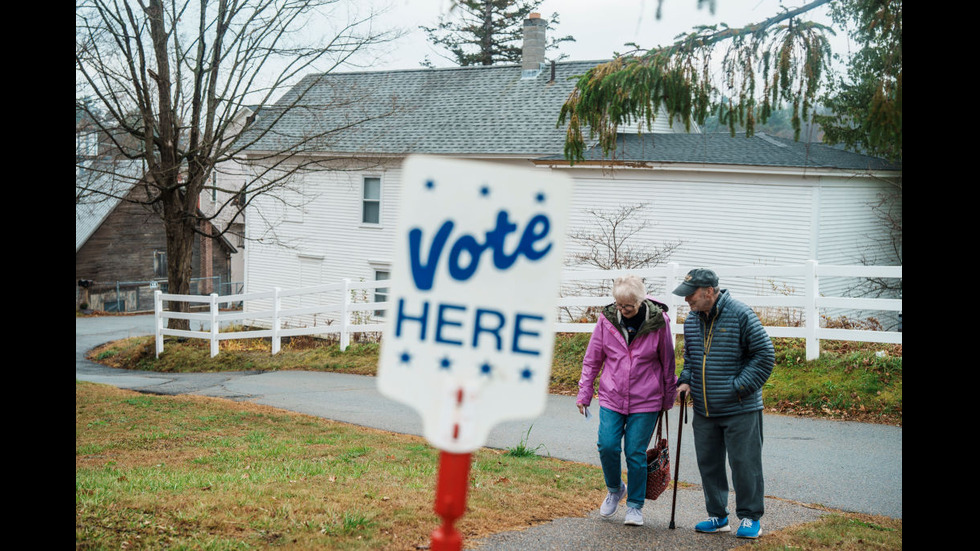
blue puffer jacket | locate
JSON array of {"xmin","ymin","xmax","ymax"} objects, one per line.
[{"xmin": 678, "ymin": 290, "xmax": 775, "ymax": 417}]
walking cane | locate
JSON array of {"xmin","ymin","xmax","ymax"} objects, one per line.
[{"xmin": 668, "ymin": 391, "xmax": 688, "ymax": 529}]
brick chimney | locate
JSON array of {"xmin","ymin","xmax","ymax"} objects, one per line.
[{"xmin": 521, "ymin": 12, "xmax": 546, "ymax": 78}]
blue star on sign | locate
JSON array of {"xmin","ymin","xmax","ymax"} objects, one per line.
[
  {"xmin": 480, "ymin": 362, "xmax": 493, "ymax": 376},
  {"xmin": 440, "ymin": 357, "xmax": 452, "ymax": 370},
  {"xmin": 400, "ymin": 351, "xmax": 412, "ymax": 365},
  {"xmin": 535, "ymin": 192, "xmax": 546, "ymax": 203},
  {"xmin": 425, "ymin": 179, "xmax": 435, "ymax": 189},
  {"xmin": 480, "ymin": 185, "xmax": 490, "ymax": 196},
  {"xmin": 521, "ymin": 367, "xmax": 533, "ymax": 380}
]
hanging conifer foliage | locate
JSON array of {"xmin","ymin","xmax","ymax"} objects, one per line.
[
  {"xmin": 817, "ymin": 0, "xmax": 902, "ymax": 161},
  {"xmin": 559, "ymin": 0, "xmax": 838, "ymax": 163}
]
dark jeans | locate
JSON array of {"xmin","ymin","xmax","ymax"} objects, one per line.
[
  {"xmin": 597, "ymin": 407, "xmax": 659, "ymax": 509},
  {"xmin": 692, "ymin": 409, "xmax": 765, "ymax": 520}
]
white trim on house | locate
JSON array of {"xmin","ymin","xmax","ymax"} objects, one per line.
[{"xmin": 534, "ymin": 159, "xmax": 900, "ymax": 179}]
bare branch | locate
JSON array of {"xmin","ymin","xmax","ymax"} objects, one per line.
[
  {"xmin": 568, "ymin": 204, "xmax": 681, "ymax": 271},
  {"xmin": 76, "ymin": 0, "xmax": 404, "ymax": 328}
]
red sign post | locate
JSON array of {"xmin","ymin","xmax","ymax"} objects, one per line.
[{"xmin": 430, "ymin": 451, "xmax": 472, "ymax": 551}]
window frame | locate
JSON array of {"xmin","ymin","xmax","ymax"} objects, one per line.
[
  {"xmin": 373, "ymin": 268, "xmax": 390, "ymax": 318},
  {"xmin": 361, "ymin": 175, "xmax": 382, "ymax": 226},
  {"xmin": 153, "ymin": 250, "xmax": 167, "ymax": 279}
]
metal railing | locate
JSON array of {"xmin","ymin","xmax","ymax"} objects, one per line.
[
  {"xmin": 81, "ymin": 277, "xmax": 243, "ymax": 313},
  {"xmin": 154, "ymin": 261, "xmax": 901, "ymax": 360}
]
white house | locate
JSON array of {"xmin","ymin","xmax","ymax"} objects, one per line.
[
  {"xmin": 198, "ymin": 105, "xmax": 258, "ymax": 294},
  {"xmin": 239, "ymin": 17, "xmax": 901, "ymax": 328}
]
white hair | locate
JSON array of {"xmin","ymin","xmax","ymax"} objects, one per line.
[{"xmin": 612, "ymin": 275, "xmax": 646, "ymax": 305}]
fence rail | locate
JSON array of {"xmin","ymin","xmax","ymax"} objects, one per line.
[{"xmin": 154, "ymin": 261, "xmax": 902, "ymax": 360}]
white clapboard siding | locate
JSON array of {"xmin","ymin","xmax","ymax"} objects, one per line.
[
  {"xmin": 814, "ymin": 179, "xmax": 902, "ymax": 324},
  {"xmin": 562, "ymin": 168, "xmax": 815, "ymax": 298},
  {"xmin": 245, "ymin": 163, "xmax": 402, "ymax": 327},
  {"xmin": 245, "ymin": 158, "xmax": 900, "ymax": 329}
]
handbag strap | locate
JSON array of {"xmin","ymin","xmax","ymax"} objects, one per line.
[
  {"xmin": 655, "ymin": 408, "xmax": 669, "ymax": 442},
  {"xmin": 651, "ymin": 339, "xmax": 672, "ymax": 445},
  {"xmin": 655, "ymin": 347, "xmax": 670, "ymax": 443}
]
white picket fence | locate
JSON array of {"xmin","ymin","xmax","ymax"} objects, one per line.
[{"xmin": 154, "ymin": 261, "xmax": 902, "ymax": 360}]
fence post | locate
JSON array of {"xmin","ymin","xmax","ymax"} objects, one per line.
[
  {"xmin": 340, "ymin": 278, "xmax": 351, "ymax": 352},
  {"xmin": 154, "ymin": 290, "xmax": 163, "ymax": 358},
  {"xmin": 805, "ymin": 260, "xmax": 820, "ymax": 360},
  {"xmin": 272, "ymin": 287, "xmax": 281, "ymax": 355},
  {"xmin": 210, "ymin": 293, "xmax": 220, "ymax": 358}
]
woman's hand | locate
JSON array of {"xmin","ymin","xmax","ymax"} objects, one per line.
[{"xmin": 577, "ymin": 403, "xmax": 586, "ymax": 415}]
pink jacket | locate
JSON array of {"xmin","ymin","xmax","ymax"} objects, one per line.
[{"xmin": 577, "ymin": 298, "xmax": 677, "ymax": 414}]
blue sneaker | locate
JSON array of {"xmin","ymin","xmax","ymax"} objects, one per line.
[
  {"xmin": 736, "ymin": 518, "xmax": 762, "ymax": 538},
  {"xmin": 694, "ymin": 516, "xmax": 731, "ymax": 533},
  {"xmin": 599, "ymin": 484, "xmax": 626, "ymax": 518}
]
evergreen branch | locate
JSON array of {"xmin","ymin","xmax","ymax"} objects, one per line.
[{"xmin": 559, "ymin": 0, "xmax": 837, "ymax": 164}]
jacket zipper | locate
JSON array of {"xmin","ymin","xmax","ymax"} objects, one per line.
[
  {"xmin": 701, "ymin": 315, "xmax": 716, "ymax": 417},
  {"xmin": 614, "ymin": 305, "xmax": 648, "ymax": 413}
]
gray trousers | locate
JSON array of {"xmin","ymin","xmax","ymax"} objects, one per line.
[{"xmin": 692, "ymin": 409, "xmax": 765, "ymax": 521}]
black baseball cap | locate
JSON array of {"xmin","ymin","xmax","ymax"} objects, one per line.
[{"xmin": 672, "ymin": 268, "xmax": 719, "ymax": 296}]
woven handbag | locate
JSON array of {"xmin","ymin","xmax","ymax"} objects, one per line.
[{"xmin": 645, "ymin": 411, "xmax": 670, "ymax": 500}]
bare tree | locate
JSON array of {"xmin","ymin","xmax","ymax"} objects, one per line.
[
  {"xmin": 569, "ymin": 204, "xmax": 680, "ymax": 271},
  {"xmin": 563, "ymin": 204, "xmax": 681, "ymax": 321},
  {"xmin": 75, "ymin": 0, "xmax": 402, "ymax": 328},
  {"xmin": 853, "ymin": 185, "xmax": 903, "ymax": 298}
]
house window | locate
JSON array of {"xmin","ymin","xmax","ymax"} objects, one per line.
[
  {"xmin": 362, "ymin": 177, "xmax": 381, "ymax": 225},
  {"xmin": 76, "ymin": 131, "xmax": 99, "ymax": 157},
  {"xmin": 374, "ymin": 269, "xmax": 390, "ymax": 317},
  {"xmin": 153, "ymin": 250, "xmax": 167, "ymax": 278}
]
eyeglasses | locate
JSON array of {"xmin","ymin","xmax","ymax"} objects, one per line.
[{"xmin": 615, "ymin": 303, "xmax": 637, "ymax": 311}]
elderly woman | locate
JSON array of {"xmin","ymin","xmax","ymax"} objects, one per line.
[{"xmin": 576, "ymin": 275, "xmax": 677, "ymax": 527}]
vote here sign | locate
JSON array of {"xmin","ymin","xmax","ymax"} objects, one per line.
[{"xmin": 378, "ymin": 155, "xmax": 572, "ymax": 453}]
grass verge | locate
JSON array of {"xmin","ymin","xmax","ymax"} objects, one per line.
[
  {"xmin": 77, "ymin": 382, "xmax": 900, "ymax": 550},
  {"xmin": 738, "ymin": 513, "xmax": 902, "ymax": 550},
  {"xmin": 76, "ymin": 382, "xmax": 603, "ymax": 550}
]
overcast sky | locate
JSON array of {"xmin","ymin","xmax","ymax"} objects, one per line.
[{"xmin": 356, "ymin": 0, "xmax": 846, "ymax": 71}]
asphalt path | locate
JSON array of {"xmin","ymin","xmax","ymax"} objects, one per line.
[{"xmin": 76, "ymin": 315, "xmax": 901, "ymax": 549}]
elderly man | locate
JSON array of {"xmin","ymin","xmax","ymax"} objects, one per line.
[{"xmin": 673, "ymin": 268, "xmax": 775, "ymax": 539}]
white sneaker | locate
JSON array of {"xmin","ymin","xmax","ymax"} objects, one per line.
[
  {"xmin": 599, "ymin": 484, "xmax": 626, "ymax": 517},
  {"xmin": 624, "ymin": 506, "xmax": 644, "ymax": 526}
]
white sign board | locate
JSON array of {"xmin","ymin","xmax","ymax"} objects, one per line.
[{"xmin": 378, "ymin": 155, "xmax": 572, "ymax": 453}]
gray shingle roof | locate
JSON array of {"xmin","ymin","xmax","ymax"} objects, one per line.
[
  {"xmin": 241, "ymin": 60, "xmax": 602, "ymax": 156},
  {"xmin": 242, "ymin": 61, "xmax": 900, "ymax": 172},
  {"xmin": 75, "ymin": 160, "xmax": 141, "ymax": 252},
  {"xmin": 542, "ymin": 132, "xmax": 901, "ymax": 171}
]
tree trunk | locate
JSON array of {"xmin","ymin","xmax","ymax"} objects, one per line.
[{"xmin": 163, "ymin": 193, "xmax": 196, "ymax": 331}]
